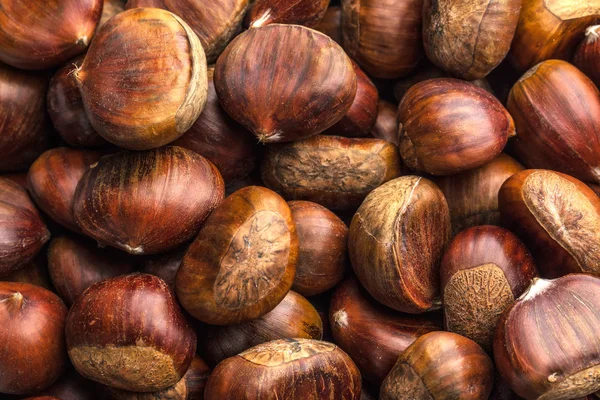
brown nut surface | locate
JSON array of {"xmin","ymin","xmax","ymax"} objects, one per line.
[
  {"xmin": 41, "ymin": 368, "xmax": 96, "ymax": 400},
  {"xmin": 315, "ymin": 6, "xmax": 343, "ymax": 45},
  {"xmin": 0, "ymin": 255, "xmax": 53, "ymax": 291},
  {"xmin": 574, "ymin": 26, "xmax": 600, "ymax": 87},
  {"xmin": 139, "ymin": 248, "xmax": 185, "ymax": 291},
  {"xmin": 245, "ymin": 0, "xmax": 329, "ymax": 28},
  {"xmin": 370, "ymin": 100, "xmax": 399, "ymax": 145}
]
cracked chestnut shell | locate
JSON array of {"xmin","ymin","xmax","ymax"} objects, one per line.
[
  {"xmin": 75, "ymin": 8, "xmax": 208, "ymax": 150},
  {"xmin": 66, "ymin": 273, "xmax": 197, "ymax": 392},
  {"xmin": 315, "ymin": 6, "xmax": 342, "ymax": 45},
  {"xmin": 176, "ymin": 186, "xmax": 297, "ymax": 325},
  {"xmin": 215, "ymin": 24, "xmax": 356, "ymax": 143},
  {"xmin": 398, "ymin": 78, "xmax": 515, "ymax": 175},
  {"xmin": 348, "ymin": 176, "xmax": 450, "ymax": 313},
  {"xmin": 245, "ymin": 0, "xmax": 329, "ymax": 28},
  {"xmin": 574, "ymin": 26, "xmax": 600, "ymax": 87},
  {"xmin": 499, "ymin": 169, "xmax": 600, "ymax": 278},
  {"xmin": 204, "ymin": 338, "xmax": 362, "ymax": 400},
  {"xmin": 494, "ymin": 274, "xmax": 600, "ymax": 400},
  {"xmin": 73, "ymin": 146, "xmax": 224, "ymax": 255}
]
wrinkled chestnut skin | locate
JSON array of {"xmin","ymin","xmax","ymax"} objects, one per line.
[
  {"xmin": 330, "ymin": 276, "xmax": 442, "ymax": 385},
  {"xmin": 574, "ymin": 26, "xmax": 600, "ymax": 87},
  {"xmin": 196, "ymin": 291, "xmax": 322, "ymax": 366},
  {"xmin": 440, "ymin": 226, "xmax": 537, "ymax": 351},
  {"xmin": 398, "ymin": 78, "xmax": 515, "ymax": 175},
  {"xmin": 28, "ymin": 148, "xmax": 104, "ymax": 233},
  {"xmin": 204, "ymin": 339, "xmax": 362, "ymax": 400},
  {"xmin": 139, "ymin": 248, "xmax": 185, "ymax": 291},
  {"xmin": 73, "ymin": 146, "xmax": 224, "ymax": 255},
  {"xmin": 499, "ymin": 169, "xmax": 600, "ymax": 278},
  {"xmin": 42, "ymin": 368, "xmax": 96, "ymax": 400},
  {"xmin": 380, "ymin": 331, "xmax": 494, "ymax": 400},
  {"xmin": 215, "ymin": 24, "xmax": 356, "ymax": 143},
  {"xmin": 66, "ymin": 274, "xmax": 197, "ymax": 392},
  {"xmin": 315, "ymin": 6, "xmax": 343, "ymax": 45},
  {"xmin": 176, "ymin": 186, "xmax": 297, "ymax": 325},
  {"xmin": 0, "ymin": 282, "xmax": 68, "ymax": 395},
  {"xmin": 507, "ymin": 60, "xmax": 600, "ymax": 183},
  {"xmin": 0, "ymin": 0, "xmax": 103, "ymax": 70},
  {"xmin": 349, "ymin": 176, "xmax": 450, "ymax": 313},
  {"xmin": 494, "ymin": 275, "xmax": 600, "ymax": 400},
  {"xmin": 370, "ymin": 100, "xmax": 398, "ymax": 145},
  {"xmin": 262, "ymin": 135, "xmax": 401, "ymax": 211},
  {"xmin": 0, "ymin": 254, "xmax": 53, "ymax": 291},
  {"xmin": 245, "ymin": 0, "xmax": 329, "ymax": 28}
]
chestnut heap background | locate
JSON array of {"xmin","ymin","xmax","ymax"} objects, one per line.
[{"xmin": 2, "ymin": 0, "xmax": 600, "ymax": 399}]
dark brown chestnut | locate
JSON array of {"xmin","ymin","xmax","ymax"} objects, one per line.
[
  {"xmin": 315, "ymin": 6, "xmax": 343, "ymax": 45},
  {"xmin": 370, "ymin": 100, "xmax": 398, "ymax": 145},
  {"xmin": 1, "ymin": 172, "xmax": 29, "ymax": 190},
  {"xmin": 66, "ymin": 273, "xmax": 197, "ymax": 392},
  {"xmin": 42, "ymin": 368, "xmax": 96, "ymax": 400},
  {"xmin": 139, "ymin": 248, "xmax": 185, "ymax": 291},
  {"xmin": 574, "ymin": 26, "xmax": 600, "ymax": 87},
  {"xmin": 73, "ymin": 146, "xmax": 224, "ymax": 255},
  {"xmin": 245, "ymin": 0, "xmax": 329, "ymax": 28},
  {"xmin": 0, "ymin": 254, "xmax": 53, "ymax": 291}
]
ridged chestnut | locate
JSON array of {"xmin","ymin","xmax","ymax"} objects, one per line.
[
  {"xmin": 574, "ymin": 26, "xmax": 600, "ymax": 87},
  {"xmin": 370, "ymin": 100, "xmax": 398, "ymax": 145},
  {"xmin": 245, "ymin": 0, "xmax": 329, "ymax": 28},
  {"xmin": 315, "ymin": 6, "xmax": 342, "ymax": 45}
]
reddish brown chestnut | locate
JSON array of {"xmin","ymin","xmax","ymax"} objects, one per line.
[
  {"xmin": 42, "ymin": 368, "xmax": 96, "ymax": 400},
  {"xmin": 315, "ymin": 6, "xmax": 343, "ymax": 45},
  {"xmin": 0, "ymin": 254, "xmax": 53, "ymax": 291},
  {"xmin": 245, "ymin": 0, "xmax": 329, "ymax": 28},
  {"xmin": 99, "ymin": 0, "xmax": 125, "ymax": 27},
  {"xmin": 574, "ymin": 26, "xmax": 600, "ymax": 87},
  {"xmin": 139, "ymin": 248, "xmax": 185, "ymax": 291},
  {"xmin": 370, "ymin": 100, "xmax": 398, "ymax": 145}
]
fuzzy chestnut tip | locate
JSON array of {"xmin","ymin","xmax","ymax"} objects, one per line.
[{"xmin": 586, "ymin": 25, "xmax": 600, "ymax": 43}]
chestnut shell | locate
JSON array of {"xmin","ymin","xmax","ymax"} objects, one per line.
[{"xmin": 245, "ymin": 0, "xmax": 329, "ymax": 28}]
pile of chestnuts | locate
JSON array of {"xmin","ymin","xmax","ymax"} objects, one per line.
[{"xmin": 2, "ymin": 0, "xmax": 600, "ymax": 399}]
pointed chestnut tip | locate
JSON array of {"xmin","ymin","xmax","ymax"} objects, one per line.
[
  {"xmin": 76, "ymin": 35, "xmax": 89, "ymax": 47},
  {"xmin": 520, "ymin": 277, "xmax": 553, "ymax": 302},
  {"xmin": 121, "ymin": 243, "xmax": 145, "ymax": 255},
  {"xmin": 585, "ymin": 25, "xmax": 600, "ymax": 43},
  {"xmin": 249, "ymin": 10, "xmax": 273, "ymax": 29},
  {"xmin": 519, "ymin": 62, "xmax": 542, "ymax": 83},
  {"xmin": 5, "ymin": 292, "xmax": 25, "ymax": 309}
]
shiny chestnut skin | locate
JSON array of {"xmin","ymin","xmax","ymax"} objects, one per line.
[
  {"xmin": 499, "ymin": 169, "xmax": 600, "ymax": 278},
  {"xmin": 66, "ymin": 273, "xmax": 197, "ymax": 392},
  {"xmin": 315, "ymin": 6, "xmax": 343, "ymax": 45},
  {"xmin": 215, "ymin": 24, "xmax": 357, "ymax": 143},
  {"xmin": 370, "ymin": 100, "xmax": 398, "ymax": 145},
  {"xmin": 380, "ymin": 331, "xmax": 495, "ymax": 400},
  {"xmin": 139, "ymin": 248, "xmax": 185, "ymax": 291},
  {"xmin": 0, "ymin": 254, "xmax": 53, "ymax": 291},
  {"xmin": 494, "ymin": 274, "xmax": 600, "ymax": 400},
  {"xmin": 440, "ymin": 226, "xmax": 537, "ymax": 351},
  {"xmin": 289, "ymin": 201, "xmax": 347, "ymax": 296},
  {"xmin": 330, "ymin": 276, "xmax": 442, "ymax": 385},
  {"xmin": 245, "ymin": 0, "xmax": 329, "ymax": 28},
  {"xmin": 507, "ymin": 60, "xmax": 600, "ymax": 183},
  {"xmin": 73, "ymin": 146, "xmax": 224, "ymax": 255},
  {"xmin": 204, "ymin": 338, "xmax": 362, "ymax": 400},
  {"xmin": 398, "ymin": 78, "xmax": 515, "ymax": 175},
  {"xmin": 0, "ymin": 0, "xmax": 103, "ymax": 70},
  {"xmin": 0, "ymin": 282, "xmax": 68, "ymax": 395},
  {"xmin": 574, "ymin": 26, "xmax": 600, "ymax": 87}
]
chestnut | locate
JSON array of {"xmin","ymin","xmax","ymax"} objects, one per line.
[
  {"xmin": 2, "ymin": 172, "xmax": 29, "ymax": 190},
  {"xmin": 204, "ymin": 338, "xmax": 362, "ymax": 399},
  {"xmin": 370, "ymin": 100, "xmax": 398, "ymax": 146},
  {"xmin": 0, "ymin": 282, "xmax": 68, "ymax": 395},
  {"xmin": 574, "ymin": 26, "xmax": 600, "ymax": 87},
  {"xmin": 42, "ymin": 368, "xmax": 96, "ymax": 400},
  {"xmin": 75, "ymin": 8, "xmax": 208, "ymax": 150},
  {"xmin": 66, "ymin": 273, "xmax": 197, "ymax": 392},
  {"xmin": 380, "ymin": 331, "xmax": 495, "ymax": 400},
  {"xmin": 261, "ymin": 135, "xmax": 402, "ymax": 211},
  {"xmin": 289, "ymin": 200, "xmax": 348, "ymax": 297},
  {"xmin": 315, "ymin": 6, "xmax": 343, "ymax": 45},
  {"xmin": 196, "ymin": 290, "xmax": 323, "ymax": 366},
  {"xmin": 330, "ymin": 276, "xmax": 442, "ymax": 385},
  {"xmin": 99, "ymin": 0, "xmax": 126, "ymax": 28},
  {"xmin": 494, "ymin": 274, "xmax": 600, "ymax": 399},
  {"xmin": 0, "ymin": 0, "xmax": 103, "ymax": 70},
  {"xmin": 176, "ymin": 186, "xmax": 297, "ymax": 325},
  {"xmin": 73, "ymin": 146, "xmax": 224, "ymax": 255},
  {"xmin": 245, "ymin": 0, "xmax": 329, "ymax": 28},
  {"xmin": 507, "ymin": 60, "xmax": 600, "ymax": 183},
  {"xmin": 441, "ymin": 226, "xmax": 538, "ymax": 351},
  {"xmin": 139, "ymin": 248, "xmax": 185, "ymax": 291},
  {"xmin": 0, "ymin": 254, "xmax": 53, "ymax": 291},
  {"xmin": 398, "ymin": 78, "xmax": 515, "ymax": 175},
  {"xmin": 499, "ymin": 169, "xmax": 600, "ymax": 278},
  {"xmin": 214, "ymin": 24, "xmax": 357, "ymax": 143}
]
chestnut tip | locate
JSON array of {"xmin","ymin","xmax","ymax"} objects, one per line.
[
  {"xmin": 518, "ymin": 277, "xmax": 553, "ymax": 302},
  {"xmin": 586, "ymin": 25, "xmax": 600, "ymax": 43},
  {"xmin": 76, "ymin": 36, "xmax": 89, "ymax": 46},
  {"xmin": 2, "ymin": 292, "xmax": 25, "ymax": 309}
]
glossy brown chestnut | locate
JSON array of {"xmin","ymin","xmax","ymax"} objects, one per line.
[
  {"xmin": 99, "ymin": 0, "xmax": 126, "ymax": 27},
  {"xmin": 398, "ymin": 78, "xmax": 515, "ymax": 175},
  {"xmin": 197, "ymin": 290, "xmax": 322, "ymax": 366},
  {"xmin": 330, "ymin": 276, "xmax": 442, "ymax": 385},
  {"xmin": 507, "ymin": 60, "xmax": 600, "ymax": 182},
  {"xmin": 261, "ymin": 135, "xmax": 402, "ymax": 211},
  {"xmin": 139, "ymin": 248, "xmax": 185, "ymax": 291},
  {"xmin": 75, "ymin": 8, "xmax": 208, "ymax": 150},
  {"xmin": 370, "ymin": 100, "xmax": 399, "ymax": 145},
  {"xmin": 245, "ymin": 0, "xmax": 329, "ymax": 28},
  {"xmin": 215, "ymin": 24, "xmax": 356, "ymax": 143},
  {"xmin": 380, "ymin": 331, "xmax": 495, "ymax": 400},
  {"xmin": 315, "ymin": 6, "xmax": 343, "ymax": 45},
  {"xmin": 574, "ymin": 26, "xmax": 600, "ymax": 87},
  {"xmin": 0, "ymin": 282, "xmax": 68, "ymax": 395},
  {"xmin": 66, "ymin": 273, "xmax": 197, "ymax": 392},
  {"xmin": 0, "ymin": 254, "xmax": 53, "ymax": 291},
  {"xmin": 73, "ymin": 146, "xmax": 224, "ymax": 255},
  {"xmin": 204, "ymin": 338, "xmax": 362, "ymax": 399},
  {"xmin": 499, "ymin": 169, "xmax": 600, "ymax": 278},
  {"xmin": 42, "ymin": 368, "xmax": 96, "ymax": 400},
  {"xmin": 0, "ymin": 0, "xmax": 103, "ymax": 70},
  {"xmin": 349, "ymin": 176, "xmax": 450, "ymax": 313},
  {"xmin": 494, "ymin": 274, "xmax": 600, "ymax": 400}
]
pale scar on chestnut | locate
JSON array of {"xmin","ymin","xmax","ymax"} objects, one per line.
[{"xmin": 240, "ymin": 339, "xmax": 336, "ymax": 367}]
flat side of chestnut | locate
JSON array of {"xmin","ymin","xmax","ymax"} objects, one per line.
[{"xmin": 246, "ymin": 0, "xmax": 330, "ymax": 28}]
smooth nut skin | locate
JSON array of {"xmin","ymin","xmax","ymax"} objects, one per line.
[
  {"xmin": 215, "ymin": 24, "xmax": 357, "ymax": 143},
  {"xmin": 41, "ymin": 368, "xmax": 96, "ymax": 400},
  {"xmin": 76, "ymin": 8, "xmax": 208, "ymax": 150},
  {"xmin": 245, "ymin": 0, "xmax": 329, "ymax": 28},
  {"xmin": 398, "ymin": 78, "xmax": 515, "ymax": 175},
  {"xmin": 341, "ymin": 0, "xmax": 424, "ymax": 79},
  {"xmin": 176, "ymin": 186, "xmax": 297, "ymax": 325},
  {"xmin": 440, "ymin": 226, "xmax": 538, "ymax": 352},
  {"xmin": 0, "ymin": 255, "xmax": 53, "ymax": 291},
  {"xmin": 315, "ymin": 6, "xmax": 343, "ymax": 45},
  {"xmin": 422, "ymin": 0, "xmax": 521, "ymax": 80},
  {"xmin": 380, "ymin": 331, "xmax": 495, "ymax": 400},
  {"xmin": 289, "ymin": 201, "xmax": 348, "ymax": 297},
  {"xmin": 507, "ymin": 60, "xmax": 600, "ymax": 183},
  {"xmin": 261, "ymin": 135, "xmax": 402, "ymax": 211},
  {"xmin": 348, "ymin": 176, "xmax": 451, "ymax": 313},
  {"xmin": 66, "ymin": 274, "xmax": 197, "ymax": 392},
  {"xmin": 204, "ymin": 338, "xmax": 362, "ymax": 400},
  {"xmin": 499, "ymin": 169, "xmax": 600, "ymax": 278},
  {"xmin": 330, "ymin": 276, "xmax": 442, "ymax": 386},
  {"xmin": 574, "ymin": 26, "xmax": 600, "ymax": 87},
  {"xmin": 139, "ymin": 248, "xmax": 185, "ymax": 291},
  {"xmin": 370, "ymin": 100, "xmax": 398, "ymax": 146},
  {"xmin": 494, "ymin": 275, "xmax": 600, "ymax": 400},
  {"xmin": 0, "ymin": 282, "xmax": 68, "ymax": 395},
  {"xmin": 73, "ymin": 146, "xmax": 224, "ymax": 255},
  {"xmin": 0, "ymin": 0, "xmax": 102, "ymax": 70}
]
